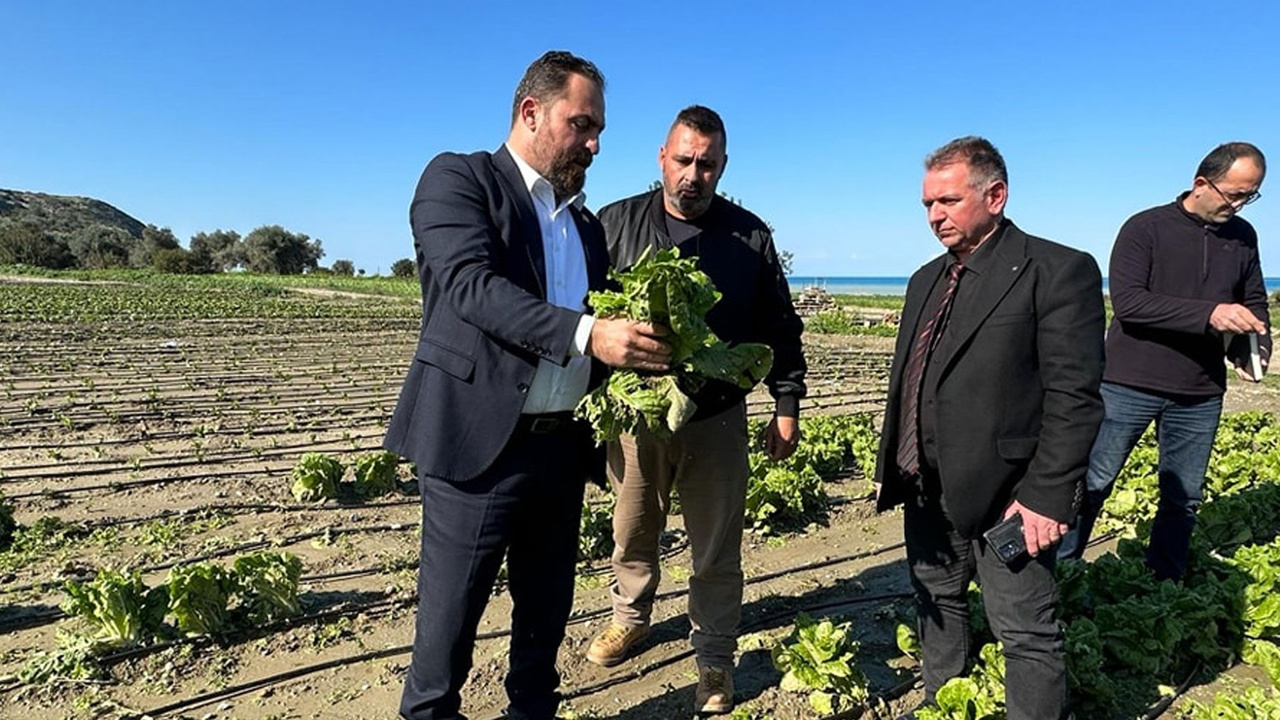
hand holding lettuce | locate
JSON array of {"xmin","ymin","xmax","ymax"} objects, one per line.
[{"xmin": 575, "ymin": 247, "xmax": 772, "ymax": 442}]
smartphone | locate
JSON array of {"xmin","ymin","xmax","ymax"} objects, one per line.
[{"xmin": 983, "ymin": 514, "xmax": 1027, "ymax": 564}]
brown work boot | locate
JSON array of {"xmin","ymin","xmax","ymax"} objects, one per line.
[
  {"xmin": 694, "ymin": 664, "xmax": 734, "ymax": 715},
  {"xmin": 585, "ymin": 623, "xmax": 649, "ymax": 667}
]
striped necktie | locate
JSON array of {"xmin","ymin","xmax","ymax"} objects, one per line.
[{"xmin": 895, "ymin": 261, "xmax": 964, "ymax": 479}]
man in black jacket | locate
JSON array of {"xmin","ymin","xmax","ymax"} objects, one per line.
[
  {"xmin": 583, "ymin": 105, "xmax": 806, "ymax": 715},
  {"xmin": 1059, "ymin": 142, "xmax": 1269, "ymax": 581},
  {"xmin": 876, "ymin": 137, "xmax": 1105, "ymax": 720}
]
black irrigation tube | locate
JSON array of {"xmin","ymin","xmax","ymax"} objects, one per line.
[
  {"xmin": 79, "ymin": 497, "xmax": 421, "ymax": 531},
  {"xmin": 2, "ymin": 430, "xmax": 387, "ymax": 482},
  {"xmin": 0, "ymin": 532, "xmax": 683, "ymax": 635},
  {"xmin": 0, "ymin": 389, "xmax": 398, "ymax": 430},
  {"xmin": 5, "ymin": 384, "xmax": 872, "ymax": 431},
  {"xmin": 1, "ymin": 372, "xmax": 402, "ymax": 401},
  {"xmin": 1, "ymin": 440, "xmax": 388, "ymax": 495},
  {"xmin": 559, "ymin": 589, "xmax": 917, "ymax": 703},
  {"xmin": 3, "ymin": 408, "xmax": 393, "ymax": 440},
  {"xmin": 0, "ymin": 522, "xmax": 418, "ymax": 597},
  {"xmin": 100, "ymin": 597, "xmax": 415, "ymax": 667},
  {"xmin": 0, "ymin": 562, "xmax": 421, "ymax": 636},
  {"xmin": 141, "ymin": 579, "xmax": 918, "ymax": 718},
  {"xmin": 3, "ymin": 363, "xmax": 391, "ymax": 389},
  {"xmin": 6, "ymin": 414, "xmax": 391, "ymax": 455},
  {"xmin": 137, "ymin": 538, "xmax": 915, "ymax": 717},
  {"xmin": 124, "ymin": 525, "xmax": 1131, "ymax": 718}
]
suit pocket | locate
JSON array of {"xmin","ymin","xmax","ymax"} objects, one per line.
[
  {"xmin": 997, "ymin": 436, "xmax": 1038, "ymax": 460},
  {"xmin": 415, "ymin": 340, "xmax": 476, "ymax": 381},
  {"xmin": 985, "ymin": 311, "xmax": 1034, "ymax": 327}
]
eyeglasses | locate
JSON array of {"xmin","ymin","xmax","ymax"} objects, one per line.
[{"xmin": 1204, "ymin": 176, "xmax": 1262, "ymax": 207}]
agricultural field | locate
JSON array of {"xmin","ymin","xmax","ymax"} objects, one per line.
[{"xmin": 2, "ymin": 269, "xmax": 1280, "ymax": 720}]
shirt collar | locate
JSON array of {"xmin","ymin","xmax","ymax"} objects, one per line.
[{"xmin": 505, "ymin": 143, "xmax": 586, "ymax": 211}]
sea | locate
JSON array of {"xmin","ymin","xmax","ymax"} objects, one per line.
[{"xmin": 788, "ymin": 276, "xmax": 1280, "ymax": 296}]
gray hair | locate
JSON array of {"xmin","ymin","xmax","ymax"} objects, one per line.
[{"xmin": 925, "ymin": 136, "xmax": 1008, "ymax": 189}]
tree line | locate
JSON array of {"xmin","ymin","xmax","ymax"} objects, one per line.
[{"xmin": 0, "ymin": 219, "xmax": 418, "ymax": 278}]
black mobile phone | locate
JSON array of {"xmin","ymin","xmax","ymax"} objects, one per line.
[{"xmin": 983, "ymin": 514, "xmax": 1027, "ymax": 564}]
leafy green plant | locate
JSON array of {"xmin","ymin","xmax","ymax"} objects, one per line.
[
  {"xmin": 61, "ymin": 568, "xmax": 168, "ymax": 646},
  {"xmin": 17, "ymin": 631, "xmax": 107, "ymax": 685},
  {"xmin": 895, "ymin": 622, "xmax": 920, "ymax": 658},
  {"xmin": 745, "ymin": 453, "xmax": 827, "ymax": 534},
  {"xmin": 352, "ymin": 450, "xmax": 400, "ymax": 498},
  {"xmin": 578, "ymin": 501, "xmax": 615, "ymax": 562},
  {"xmin": 232, "ymin": 551, "xmax": 304, "ymax": 623},
  {"xmin": 1187, "ymin": 685, "xmax": 1280, "ymax": 719},
  {"xmin": 803, "ymin": 310, "xmax": 860, "ymax": 334},
  {"xmin": 166, "ymin": 563, "xmax": 236, "ymax": 635},
  {"xmin": 290, "ymin": 452, "xmax": 343, "ymax": 502},
  {"xmin": 575, "ymin": 247, "xmax": 772, "ymax": 442},
  {"xmin": 917, "ymin": 643, "xmax": 1005, "ymax": 720},
  {"xmin": 771, "ymin": 612, "xmax": 869, "ymax": 714}
]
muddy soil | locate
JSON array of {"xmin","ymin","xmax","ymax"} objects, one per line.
[{"xmin": 1, "ymin": 315, "xmax": 1277, "ymax": 720}]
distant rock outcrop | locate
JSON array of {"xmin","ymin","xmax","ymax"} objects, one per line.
[{"xmin": 0, "ymin": 189, "xmax": 146, "ymax": 238}]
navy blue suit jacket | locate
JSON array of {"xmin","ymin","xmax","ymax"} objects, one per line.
[{"xmin": 384, "ymin": 146, "xmax": 609, "ymax": 481}]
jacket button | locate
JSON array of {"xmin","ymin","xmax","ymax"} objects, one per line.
[{"xmin": 517, "ymin": 383, "xmax": 529, "ymax": 392}]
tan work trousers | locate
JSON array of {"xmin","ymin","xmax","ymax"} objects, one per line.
[{"xmin": 607, "ymin": 402, "xmax": 749, "ymax": 667}]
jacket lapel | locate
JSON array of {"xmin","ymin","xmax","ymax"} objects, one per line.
[
  {"xmin": 570, "ymin": 206, "xmax": 607, "ymax": 290},
  {"xmin": 930, "ymin": 225, "xmax": 1030, "ymax": 377},
  {"xmin": 492, "ymin": 146, "xmax": 547, "ymax": 299},
  {"xmin": 897, "ymin": 258, "xmax": 946, "ymax": 366}
]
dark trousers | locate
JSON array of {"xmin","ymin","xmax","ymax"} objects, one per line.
[
  {"xmin": 1057, "ymin": 382, "xmax": 1221, "ymax": 580},
  {"xmin": 904, "ymin": 475, "xmax": 1067, "ymax": 720},
  {"xmin": 400, "ymin": 421, "xmax": 589, "ymax": 720}
]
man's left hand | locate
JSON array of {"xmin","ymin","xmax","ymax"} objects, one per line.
[
  {"xmin": 765, "ymin": 415, "xmax": 800, "ymax": 461},
  {"xmin": 1004, "ymin": 500, "xmax": 1066, "ymax": 557}
]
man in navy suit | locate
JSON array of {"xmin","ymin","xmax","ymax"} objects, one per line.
[{"xmin": 384, "ymin": 51, "xmax": 671, "ymax": 720}]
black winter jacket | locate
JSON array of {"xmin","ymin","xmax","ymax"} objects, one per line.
[{"xmin": 596, "ymin": 191, "xmax": 806, "ymax": 420}]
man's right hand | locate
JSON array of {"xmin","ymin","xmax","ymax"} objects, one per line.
[
  {"xmin": 587, "ymin": 319, "xmax": 671, "ymax": 371},
  {"xmin": 1210, "ymin": 303, "xmax": 1268, "ymax": 335}
]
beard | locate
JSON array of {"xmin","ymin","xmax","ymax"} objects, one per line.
[
  {"xmin": 666, "ymin": 180, "xmax": 713, "ymax": 218},
  {"xmin": 534, "ymin": 135, "xmax": 593, "ymax": 200}
]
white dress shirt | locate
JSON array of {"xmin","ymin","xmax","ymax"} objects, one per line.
[{"xmin": 506, "ymin": 144, "xmax": 596, "ymax": 414}]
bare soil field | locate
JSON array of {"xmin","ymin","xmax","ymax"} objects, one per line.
[{"xmin": 2, "ymin": 281, "xmax": 1278, "ymax": 720}]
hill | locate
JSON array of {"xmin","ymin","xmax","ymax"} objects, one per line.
[{"xmin": 0, "ymin": 188, "xmax": 146, "ymax": 238}]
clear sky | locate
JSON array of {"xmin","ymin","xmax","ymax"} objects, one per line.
[{"xmin": 2, "ymin": 1, "xmax": 1277, "ymax": 277}]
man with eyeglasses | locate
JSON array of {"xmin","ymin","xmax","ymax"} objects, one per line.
[{"xmin": 1059, "ymin": 142, "xmax": 1269, "ymax": 581}]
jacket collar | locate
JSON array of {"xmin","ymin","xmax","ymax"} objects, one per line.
[
  {"xmin": 926, "ymin": 220, "xmax": 1032, "ymax": 380},
  {"xmin": 493, "ymin": 145, "xmax": 546, "ymax": 298}
]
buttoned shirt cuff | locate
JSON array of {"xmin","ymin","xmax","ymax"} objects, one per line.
[
  {"xmin": 571, "ymin": 314, "xmax": 596, "ymax": 357},
  {"xmin": 775, "ymin": 394, "xmax": 800, "ymax": 418}
]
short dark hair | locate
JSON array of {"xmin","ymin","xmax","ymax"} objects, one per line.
[
  {"xmin": 672, "ymin": 105, "xmax": 727, "ymax": 148},
  {"xmin": 510, "ymin": 50, "xmax": 605, "ymax": 125},
  {"xmin": 925, "ymin": 136, "xmax": 1008, "ymax": 189},
  {"xmin": 1195, "ymin": 142, "xmax": 1266, "ymax": 182}
]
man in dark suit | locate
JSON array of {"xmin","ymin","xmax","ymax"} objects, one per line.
[
  {"xmin": 874, "ymin": 137, "xmax": 1105, "ymax": 720},
  {"xmin": 383, "ymin": 51, "xmax": 671, "ymax": 720}
]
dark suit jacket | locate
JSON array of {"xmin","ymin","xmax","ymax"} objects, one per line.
[
  {"xmin": 383, "ymin": 146, "xmax": 609, "ymax": 481},
  {"xmin": 875, "ymin": 221, "xmax": 1106, "ymax": 538}
]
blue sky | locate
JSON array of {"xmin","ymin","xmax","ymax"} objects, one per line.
[{"xmin": 2, "ymin": 1, "xmax": 1277, "ymax": 277}]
